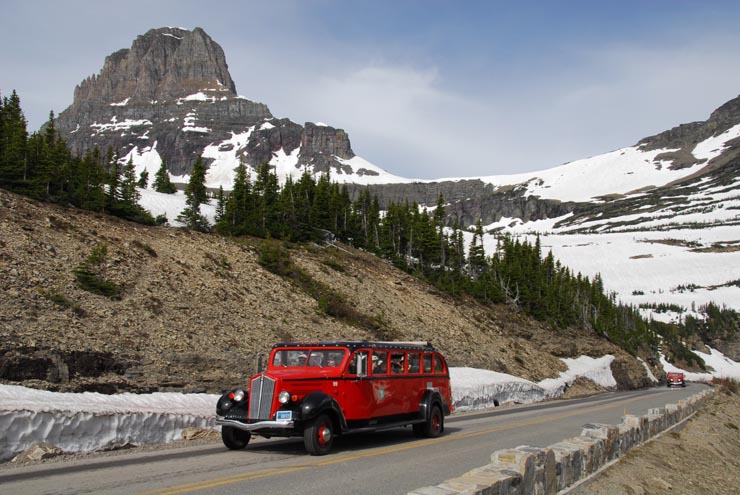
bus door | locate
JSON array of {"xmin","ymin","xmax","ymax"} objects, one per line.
[{"xmin": 341, "ymin": 350, "xmax": 374, "ymax": 421}]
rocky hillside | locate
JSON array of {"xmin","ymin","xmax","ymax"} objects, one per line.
[{"xmin": 0, "ymin": 188, "xmax": 653, "ymax": 394}]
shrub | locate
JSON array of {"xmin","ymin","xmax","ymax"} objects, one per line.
[
  {"xmin": 714, "ymin": 377, "xmax": 738, "ymax": 395},
  {"xmin": 73, "ymin": 244, "xmax": 122, "ymax": 300},
  {"xmin": 322, "ymin": 258, "xmax": 345, "ymax": 273},
  {"xmin": 40, "ymin": 289, "xmax": 85, "ymax": 317}
]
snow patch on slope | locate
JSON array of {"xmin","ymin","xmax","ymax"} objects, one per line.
[
  {"xmin": 202, "ymin": 129, "xmax": 255, "ymax": 189},
  {"xmin": 474, "ymin": 146, "xmax": 698, "ymax": 202},
  {"xmin": 120, "ymin": 142, "xmax": 162, "ymax": 183},
  {"xmin": 332, "ymin": 155, "xmax": 416, "ymax": 185},
  {"xmin": 692, "ymin": 123, "xmax": 740, "ymax": 161}
]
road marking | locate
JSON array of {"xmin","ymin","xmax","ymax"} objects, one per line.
[{"xmin": 137, "ymin": 394, "xmax": 646, "ymax": 495}]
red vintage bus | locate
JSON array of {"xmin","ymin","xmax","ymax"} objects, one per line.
[{"xmin": 216, "ymin": 341, "xmax": 453, "ymax": 455}]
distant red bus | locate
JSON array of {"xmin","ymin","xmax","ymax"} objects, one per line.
[
  {"xmin": 216, "ymin": 341, "xmax": 453, "ymax": 455},
  {"xmin": 666, "ymin": 371, "xmax": 686, "ymax": 387}
]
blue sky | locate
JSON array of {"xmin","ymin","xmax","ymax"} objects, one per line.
[{"xmin": 3, "ymin": 0, "xmax": 740, "ymax": 179}]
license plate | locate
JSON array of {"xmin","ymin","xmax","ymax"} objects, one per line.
[{"xmin": 276, "ymin": 410, "xmax": 292, "ymax": 421}]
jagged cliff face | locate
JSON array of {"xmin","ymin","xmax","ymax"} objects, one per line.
[
  {"xmin": 352, "ymin": 180, "xmax": 576, "ymax": 228},
  {"xmin": 56, "ymin": 27, "xmax": 359, "ymax": 178},
  {"xmin": 74, "ymin": 27, "xmax": 237, "ymax": 103},
  {"xmin": 636, "ymin": 94, "xmax": 740, "ymax": 171}
]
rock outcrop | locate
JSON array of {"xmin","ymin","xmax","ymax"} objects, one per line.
[
  {"xmin": 636, "ymin": 93, "xmax": 740, "ymax": 170},
  {"xmin": 56, "ymin": 27, "xmax": 358, "ymax": 178}
]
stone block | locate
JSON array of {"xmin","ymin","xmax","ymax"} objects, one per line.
[
  {"xmin": 439, "ymin": 470, "xmax": 519, "ymax": 495},
  {"xmin": 581, "ymin": 423, "xmax": 620, "ymax": 460},
  {"xmin": 514, "ymin": 446, "xmax": 557, "ymax": 495},
  {"xmin": 568, "ymin": 435, "xmax": 605, "ymax": 475},
  {"xmin": 408, "ymin": 486, "xmax": 462, "ymax": 495},
  {"xmin": 489, "ymin": 448, "xmax": 535, "ymax": 494},
  {"xmin": 549, "ymin": 441, "xmax": 584, "ymax": 491},
  {"xmin": 617, "ymin": 415, "xmax": 643, "ymax": 453},
  {"xmin": 647, "ymin": 412, "xmax": 665, "ymax": 437}
]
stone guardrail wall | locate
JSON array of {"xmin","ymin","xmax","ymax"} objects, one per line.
[{"xmin": 409, "ymin": 389, "xmax": 714, "ymax": 495}]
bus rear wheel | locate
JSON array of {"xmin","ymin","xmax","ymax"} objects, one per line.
[{"xmin": 417, "ymin": 405, "xmax": 443, "ymax": 438}]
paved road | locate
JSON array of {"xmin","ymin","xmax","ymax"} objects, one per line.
[{"xmin": 0, "ymin": 384, "xmax": 705, "ymax": 495}]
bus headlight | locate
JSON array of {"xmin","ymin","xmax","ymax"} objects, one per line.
[
  {"xmin": 233, "ymin": 389, "xmax": 246, "ymax": 402},
  {"xmin": 278, "ymin": 390, "xmax": 291, "ymax": 404}
]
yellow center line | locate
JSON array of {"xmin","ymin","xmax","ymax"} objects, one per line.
[{"xmin": 137, "ymin": 395, "xmax": 645, "ymax": 495}]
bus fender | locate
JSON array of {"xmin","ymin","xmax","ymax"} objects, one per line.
[
  {"xmin": 300, "ymin": 391, "xmax": 348, "ymax": 430},
  {"xmin": 419, "ymin": 388, "xmax": 449, "ymax": 420}
]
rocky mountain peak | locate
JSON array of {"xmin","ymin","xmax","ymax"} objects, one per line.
[
  {"xmin": 635, "ymin": 93, "xmax": 740, "ymax": 166},
  {"xmin": 55, "ymin": 27, "xmax": 377, "ymax": 181},
  {"xmin": 708, "ymin": 93, "xmax": 740, "ymax": 130},
  {"xmin": 74, "ymin": 27, "xmax": 237, "ymax": 104}
]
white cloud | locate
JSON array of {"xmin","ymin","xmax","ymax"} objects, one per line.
[{"xmin": 230, "ymin": 31, "xmax": 740, "ymax": 179}]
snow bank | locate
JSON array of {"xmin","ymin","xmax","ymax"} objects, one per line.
[
  {"xmin": 0, "ymin": 410, "xmax": 214, "ymax": 462},
  {"xmin": 451, "ymin": 355, "xmax": 617, "ymax": 412},
  {"xmin": 0, "ymin": 386, "xmax": 216, "ymax": 462},
  {"xmin": 450, "ymin": 368, "xmax": 546, "ymax": 410}
]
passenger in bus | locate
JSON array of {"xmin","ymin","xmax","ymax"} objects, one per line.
[
  {"xmin": 372, "ymin": 355, "xmax": 385, "ymax": 374},
  {"xmin": 309, "ymin": 353, "xmax": 323, "ymax": 367},
  {"xmin": 391, "ymin": 355, "xmax": 405, "ymax": 374}
]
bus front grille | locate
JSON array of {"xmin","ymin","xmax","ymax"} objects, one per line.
[{"xmin": 248, "ymin": 375, "xmax": 275, "ymax": 420}]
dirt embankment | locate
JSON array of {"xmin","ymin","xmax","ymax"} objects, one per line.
[{"xmin": 576, "ymin": 381, "xmax": 740, "ymax": 495}]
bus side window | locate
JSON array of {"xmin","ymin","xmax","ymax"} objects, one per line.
[
  {"xmin": 391, "ymin": 352, "xmax": 405, "ymax": 374},
  {"xmin": 372, "ymin": 351, "xmax": 388, "ymax": 375},
  {"xmin": 423, "ymin": 353, "xmax": 432, "ymax": 373},
  {"xmin": 433, "ymin": 355, "xmax": 445, "ymax": 374},
  {"xmin": 408, "ymin": 353, "xmax": 420, "ymax": 373}
]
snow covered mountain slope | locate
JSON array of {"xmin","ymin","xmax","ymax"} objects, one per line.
[
  {"xmin": 440, "ymin": 94, "xmax": 740, "ymax": 322},
  {"xmin": 440, "ymin": 121, "xmax": 740, "ymax": 203},
  {"xmin": 476, "ymin": 157, "xmax": 740, "ymax": 320}
]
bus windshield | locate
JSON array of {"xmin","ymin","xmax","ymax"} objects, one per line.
[{"xmin": 271, "ymin": 349, "xmax": 346, "ymax": 368}]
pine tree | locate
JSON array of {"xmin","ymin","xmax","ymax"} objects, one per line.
[
  {"xmin": 214, "ymin": 186, "xmax": 226, "ymax": 224},
  {"xmin": 74, "ymin": 147, "xmax": 106, "ymax": 212},
  {"xmin": 277, "ymin": 176, "xmax": 299, "ymax": 240},
  {"xmin": 253, "ymin": 163, "xmax": 279, "ymax": 237},
  {"xmin": 177, "ymin": 156, "xmax": 209, "ymax": 231},
  {"xmin": 105, "ymin": 148, "xmax": 120, "ymax": 208},
  {"xmin": 153, "ymin": 157, "xmax": 176, "ymax": 193},
  {"xmin": 467, "ymin": 220, "xmax": 486, "ymax": 279},
  {"xmin": 0, "ymin": 90, "xmax": 28, "ymax": 189},
  {"xmin": 120, "ymin": 157, "xmax": 140, "ymax": 207},
  {"xmin": 137, "ymin": 169, "xmax": 149, "ymax": 189},
  {"xmin": 187, "ymin": 157, "xmax": 208, "ymax": 205},
  {"xmin": 310, "ymin": 172, "xmax": 332, "ymax": 233},
  {"xmin": 219, "ymin": 161, "xmax": 250, "ymax": 234}
]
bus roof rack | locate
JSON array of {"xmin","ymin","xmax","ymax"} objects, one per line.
[{"xmin": 272, "ymin": 340, "xmax": 435, "ymax": 350}]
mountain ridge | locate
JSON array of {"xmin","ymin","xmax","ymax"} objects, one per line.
[{"xmin": 54, "ymin": 26, "xmax": 740, "ymax": 227}]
